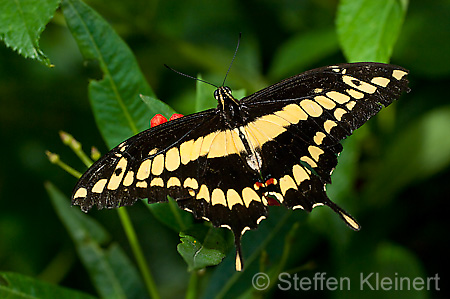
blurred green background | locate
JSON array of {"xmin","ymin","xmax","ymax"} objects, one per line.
[{"xmin": 1, "ymin": 0, "xmax": 450, "ymax": 298}]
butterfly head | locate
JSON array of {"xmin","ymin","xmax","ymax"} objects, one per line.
[{"xmin": 214, "ymin": 86, "xmax": 238, "ymax": 107}]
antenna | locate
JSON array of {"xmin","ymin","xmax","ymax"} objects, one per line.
[
  {"xmin": 222, "ymin": 32, "xmax": 241, "ymax": 87},
  {"xmin": 164, "ymin": 64, "xmax": 218, "ymax": 88},
  {"xmin": 164, "ymin": 33, "xmax": 242, "ymax": 88}
]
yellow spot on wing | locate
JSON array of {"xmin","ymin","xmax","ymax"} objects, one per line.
[
  {"xmin": 165, "ymin": 147, "xmax": 180, "ymax": 171},
  {"xmin": 292, "ymin": 164, "xmax": 309, "ymax": 185},
  {"xmin": 208, "ymin": 131, "xmax": 227, "ymax": 158},
  {"xmin": 92, "ymin": 179, "xmax": 107, "ymax": 193},
  {"xmin": 241, "ymin": 187, "xmax": 261, "ymax": 207},
  {"xmin": 259, "ymin": 114, "xmax": 290, "ymax": 127},
  {"xmin": 282, "ymin": 104, "xmax": 308, "ymax": 123},
  {"xmin": 341, "ymin": 212, "xmax": 360, "ymax": 230},
  {"xmin": 225, "ymin": 129, "xmax": 238, "ymax": 156},
  {"xmin": 324, "ymin": 120, "xmax": 337, "ymax": 134},
  {"xmin": 150, "ymin": 177, "xmax": 164, "ymax": 187},
  {"xmin": 392, "ymin": 69, "xmax": 407, "ymax": 80},
  {"xmin": 334, "ymin": 108, "xmax": 347, "ymax": 121},
  {"xmin": 245, "ymin": 123, "xmax": 267, "ymax": 148},
  {"xmin": 327, "ymin": 91, "xmax": 350, "ymax": 104},
  {"xmin": 251, "ymin": 118, "xmax": 287, "ymax": 143},
  {"xmin": 227, "ymin": 189, "xmax": 243, "ymax": 209},
  {"xmin": 274, "ymin": 104, "xmax": 306, "ymax": 124},
  {"xmin": 308, "ymin": 145, "xmax": 324, "ymax": 162},
  {"xmin": 211, "ymin": 188, "xmax": 227, "ymax": 206},
  {"xmin": 180, "ymin": 140, "xmax": 194, "ymax": 165},
  {"xmin": 137, "ymin": 159, "xmax": 151, "ymax": 180},
  {"xmin": 346, "ymin": 89, "xmax": 364, "ymax": 99},
  {"xmin": 230, "ymin": 128, "xmax": 246, "ymax": 153},
  {"xmin": 279, "ymin": 174, "xmax": 297, "ymax": 196},
  {"xmin": 371, "ymin": 77, "xmax": 390, "ymax": 87},
  {"xmin": 190, "ymin": 137, "xmax": 204, "ymax": 162},
  {"xmin": 200, "ymin": 132, "xmax": 217, "ymax": 157},
  {"xmin": 123, "ymin": 171, "xmax": 134, "ymax": 187},
  {"xmin": 183, "ymin": 178, "xmax": 198, "ymax": 190},
  {"xmin": 74, "ymin": 187, "xmax": 87, "ymax": 198},
  {"xmin": 342, "ymin": 75, "xmax": 377, "ymax": 94},
  {"xmin": 313, "ymin": 132, "xmax": 326, "ymax": 145},
  {"xmin": 314, "ymin": 95, "xmax": 336, "ymax": 110},
  {"xmin": 235, "ymin": 253, "xmax": 242, "ymax": 271},
  {"xmin": 346, "ymin": 101, "xmax": 356, "ymax": 110},
  {"xmin": 151, "ymin": 154, "xmax": 164, "ymax": 176},
  {"xmin": 197, "ymin": 184, "xmax": 210, "ymax": 203},
  {"xmin": 300, "ymin": 99, "xmax": 323, "ymax": 117},
  {"xmin": 301, "ymin": 156, "xmax": 317, "ymax": 168},
  {"xmin": 136, "ymin": 181, "xmax": 148, "ymax": 188},
  {"xmin": 167, "ymin": 177, "xmax": 181, "ymax": 187},
  {"xmin": 107, "ymin": 157, "xmax": 128, "ymax": 190}
]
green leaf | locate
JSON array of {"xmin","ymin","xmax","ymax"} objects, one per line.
[
  {"xmin": 335, "ymin": 243, "xmax": 429, "ymax": 299},
  {"xmin": 145, "ymin": 197, "xmax": 194, "ymax": 232},
  {"xmin": 0, "ymin": 272, "xmax": 96, "ymax": 299},
  {"xmin": 45, "ymin": 182, "xmax": 147, "ymax": 299},
  {"xmin": 336, "ymin": 0, "xmax": 408, "ymax": 62},
  {"xmin": 0, "ymin": 0, "xmax": 59, "ymax": 66},
  {"xmin": 364, "ymin": 106, "xmax": 450, "ymax": 205},
  {"xmin": 203, "ymin": 208, "xmax": 312, "ymax": 299},
  {"xmin": 309, "ymin": 128, "xmax": 367, "ymax": 249},
  {"xmin": 106, "ymin": 244, "xmax": 149, "ymax": 299},
  {"xmin": 195, "ymin": 74, "xmax": 217, "ymax": 112},
  {"xmin": 177, "ymin": 224, "xmax": 227, "ymax": 271},
  {"xmin": 61, "ymin": 0, "xmax": 175, "ymax": 149},
  {"xmin": 232, "ymin": 89, "xmax": 247, "ymax": 102},
  {"xmin": 268, "ymin": 28, "xmax": 340, "ymax": 80}
]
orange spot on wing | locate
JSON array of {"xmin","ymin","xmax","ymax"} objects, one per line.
[
  {"xmin": 267, "ymin": 196, "xmax": 280, "ymax": 206},
  {"xmin": 151, "ymin": 113, "xmax": 184, "ymax": 128},
  {"xmin": 150, "ymin": 114, "xmax": 168, "ymax": 127},
  {"xmin": 169, "ymin": 113, "xmax": 184, "ymax": 121}
]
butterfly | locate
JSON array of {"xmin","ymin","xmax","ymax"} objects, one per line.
[{"xmin": 72, "ymin": 61, "xmax": 409, "ymax": 271}]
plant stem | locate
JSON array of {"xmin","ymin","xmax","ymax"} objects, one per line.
[
  {"xmin": 117, "ymin": 208, "xmax": 160, "ymax": 299},
  {"xmin": 185, "ymin": 271, "xmax": 199, "ymax": 299}
]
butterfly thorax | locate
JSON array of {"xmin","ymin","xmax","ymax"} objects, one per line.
[{"xmin": 214, "ymin": 86, "xmax": 243, "ymax": 127}]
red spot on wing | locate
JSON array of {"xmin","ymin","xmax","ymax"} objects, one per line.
[
  {"xmin": 267, "ymin": 196, "xmax": 280, "ymax": 206},
  {"xmin": 151, "ymin": 113, "xmax": 184, "ymax": 128},
  {"xmin": 150, "ymin": 114, "xmax": 168, "ymax": 127},
  {"xmin": 265, "ymin": 178, "xmax": 275, "ymax": 186},
  {"xmin": 169, "ymin": 113, "xmax": 184, "ymax": 121}
]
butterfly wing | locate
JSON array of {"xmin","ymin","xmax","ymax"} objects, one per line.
[{"xmin": 238, "ymin": 62, "xmax": 409, "ymax": 228}]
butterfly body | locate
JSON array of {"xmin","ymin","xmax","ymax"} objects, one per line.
[{"xmin": 72, "ymin": 62, "xmax": 409, "ymax": 271}]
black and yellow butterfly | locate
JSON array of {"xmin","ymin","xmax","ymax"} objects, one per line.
[{"xmin": 72, "ymin": 62, "xmax": 409, "ymax": 271}]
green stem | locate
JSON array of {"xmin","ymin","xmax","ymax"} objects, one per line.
[
  {"xmin": 46, "ymin": 151, "xmax": 83, "ymax": 178},
  {"xmin": 117, "ymin": 208, "xmax": 160, "ymax": 299},
  {"xmin": 185, "ymin": 271, "xmax": 199, "ymax": 299},
  {"xmin": 168, "ymin": 197, "xmax": 187, "ymax": 231},
  {"xmin": 59, "ymin": 131, "xmax": 93, "ymax": 167},
  {"xmin": 73, "ymin": 145, "xmax": 94, "ymax": 167}
]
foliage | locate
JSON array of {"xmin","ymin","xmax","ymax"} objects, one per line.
[{"xmin": 1, "ymin": 0, "xmax": 449, "ymax": 298}]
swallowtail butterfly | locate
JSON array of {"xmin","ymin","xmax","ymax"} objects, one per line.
[{"xmin": 72, "ymin": 60, "xmax": 409, "ymax": 271}]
